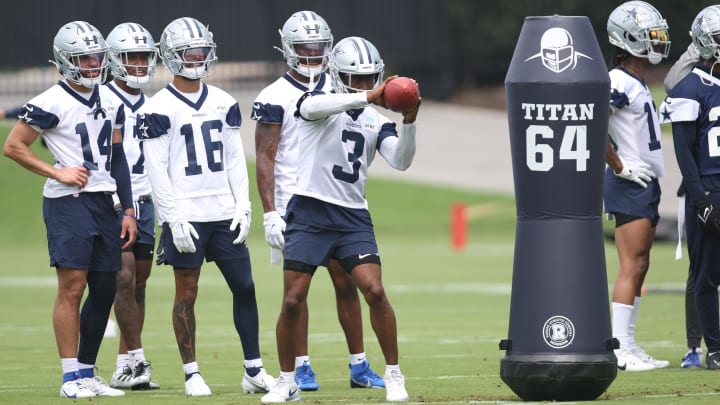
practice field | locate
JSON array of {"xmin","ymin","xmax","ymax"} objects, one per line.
[{"xmin": 0, "ymin": 120, "xmax": 717, "ymax": 404}]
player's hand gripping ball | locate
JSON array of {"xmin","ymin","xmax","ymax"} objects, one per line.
[{"xmin": 383, "ymin": 77, "xmax": 420, "ymax": 113}]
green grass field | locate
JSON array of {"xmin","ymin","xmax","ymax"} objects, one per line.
[{"xmin": 0, "ymin": 119, "xmax": 717, "ymax": 404}]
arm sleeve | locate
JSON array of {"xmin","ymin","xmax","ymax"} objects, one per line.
[
  {"xmin": 225, "ymin": 127, "xmax": 251, "ymax": 210},
  {"xmin": 143, "ymin": 135, "xmax": 178, "ymax": 224},
  {"xmin": 110, "ymin": 142, "xmax": 133, "ymax": 210},
  {"xmin": 298, "ymin": 92, "xmax": 368, "ymax": 121},
  {"xmin": 672, "ymin": 120, "xmax": 705, "ymax": 203},
  {"xmin": 378, "ymin": 122, "xmax": 416, "ymax": 170},
  {"xmin": 664, "ymin": 43, "xmax": 700, "ymax": 93}
]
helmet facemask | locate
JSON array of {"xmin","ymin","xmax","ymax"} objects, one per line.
[
  {"xmin": 111, "ymin": 50, "xmax": 158, "ymax": 89},
  {"xmin": 284, "ymin": 39, "xmax": 332, "ymax": 79},
  {"xmin": 56, "ymin": 49, "xmax": 108, "ymax": 88},
  {"xmin": 173, "ymin": 46, "xmax": 217, "ymax": 80},
  {"xmin": 645, "ymin": 26, "xmax": 670, "ymax": 64}
]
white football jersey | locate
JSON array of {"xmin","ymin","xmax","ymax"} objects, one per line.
[
  {"xmin": 141, "ymin": 83, "xmax": 247, "ymax": 224},
  {"xmin": 19, "ymin": 80, "xmax": 125, "ymax": 198},
  {"xmin": 105, "ymin": 81, "xmax": 152, "ymax": 199},
  {"xmin": 251, "ymin": 73, "xmax": 333, "ymax": 213},
  {"xmin": 608, "ymin": 67, "xmax": 665, "ymax": 178},
  {"xmin": 295, "ymin": 93, "xmax": 400, "ymax": 209}
]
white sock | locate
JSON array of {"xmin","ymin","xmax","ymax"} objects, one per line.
[
  {"xmin": 384, "ymin": 364, "xmax": 400, "ymax": 375},
  {"xmin": 128, "ymin": 348, "xmax": 146, "ymax": 366},
  {"xmin": 116, "ymin": 353, "xmax": 130, "ymax": 370},
  {"xmin": 349, "ymin": 352, "xmax": 367, "ymax": 366},
  {"xmin": 183, "ymin": 361, "xmax": 199, "ymax": 376},
  {"xmin": 279, "ymin": 371, "xmax": 295, "ymax": 382},
  {"xmin": 244, "ymin": 358, "xmax": 263, "ymax": 369},
  {"xmin": 627, "ymin": 296, "xmax": 641, "ymax": 346},
  {"xmin": 295, "ymin": 356, "xmax": 310, "ymax": 368},
  {"xmin": 612, "ymin": 302, "xmax": 634, "ymax": 349},
  {"xmin": 61, "ymin": 358, "xmax": 79, "ymax": 375}
]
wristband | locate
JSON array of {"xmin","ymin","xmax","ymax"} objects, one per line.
[{"xmin": 124, "ymin": 212, "xmax": 136, "ymax": 219}]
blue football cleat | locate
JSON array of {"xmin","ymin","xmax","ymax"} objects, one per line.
[
  {"xmin": 681, "ymin": 347, "xmax": 702, "ymax": 368},
  {"xmin": 350, "ymin": 360, "xmax": 385, "ymax": 388},
  {"xmin": 294, "ymin": 361, "xmax": 319, "ymax": 391}
]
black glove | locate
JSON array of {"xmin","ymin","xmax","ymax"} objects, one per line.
[{"xmin": 696, "ymin": 200, "xmax": 720, "ymax": 234}]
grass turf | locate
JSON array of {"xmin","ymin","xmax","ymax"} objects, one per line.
[{"xmin": 0, "ymin": 120, "xmax": 718, "ymax": 404}]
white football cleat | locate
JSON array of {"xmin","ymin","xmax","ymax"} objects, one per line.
[
  {"xmin": 185, "ymin": 373, "xmax": 212, "ymax": 397},
  {"xmin": 79, "ymin": 376, "xmax": 125, "ymax": 396},
  {"xmin": 615, "ymin": 348, "xmax": 655, "ymax": 371},
  {"xmin": 60, "ymin": 380, "xmax": 96, "ymax": 398},
  {"xmin": 110, "ymin": 366, "xmax": 135, "ymax": 388},
  {"xmin": 629, "ymin": 345, "xmax": 670, "ymax": 369},
  {"xmin": 384, "ymin": 369, "xmax": 409, "ymax": 402},
  {"xmin": 242, "ymin": 368, "xmax": 276, "ymax": 393},
  {"xmin": 260, "ymin": 375, "xmax": 300, "ymax": 403}
]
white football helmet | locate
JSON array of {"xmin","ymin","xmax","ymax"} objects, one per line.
[
  {"xmin": 607, "ymin": 1, "xmax": 670, "ymax": 64},
  {"xmin": 51, "ymin": 21, "xmax": 108, "ymax": 88},
  {"xmin": 159, "ymin": 17, "xmax": 217, "ymax": 79},
  {"xmin": 106, "ymin": 22, "xmax": 158, "ymax": 89},
  {"xmin": 329, "ymin": 37, "xmax": 384, "ymax": 94},
  {"xmin": 278, "ymin": 10, "xmax": 333, "ymax": 79},
  {"xmin": 691, "ymin": 5, "xmax": 720, "ymax": 61}
]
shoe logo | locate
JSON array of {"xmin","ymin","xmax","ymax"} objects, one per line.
[
  {"xmin": 288, "ymin": 388, "xmax": 298, "ymax": 397},
  {"xmin": 617, "ymin": 361, "xmax": 627, "ymax": 371}
]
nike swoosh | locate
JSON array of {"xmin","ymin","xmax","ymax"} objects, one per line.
[
  {"xmin": 358, "ymin": 253, "xmax": 376, "ymax": 259},
  {"xmin": 289, "ymin": 389, "xmax": 297, "ymax": 397},
  {"xmin": 617, "ymin": 362, "xmax": 626, "ymax": 371}
]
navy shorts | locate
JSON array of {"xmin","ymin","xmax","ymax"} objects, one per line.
[
  {"xmin": 159, "ymin": 219, "xmax": 249, "ymax": 269},
  {"xmin": 283, "ymin": 195, "xmax": 380, "ymax": 272},
  {"xmin": 134, "ymin": 197, "xmax": 156, "ymax": 246},
  {"xmin": 120, "ymin": 197, "xmax": 156, "ymax": 256},
  {"xmin": 43, "ymin": 192, "xmax": 121, "ymax": 272},
  {"xmin": 604, "ymin": 167, "xmax": 661, "ymax": 226},
  {"xmin": 283, "ymin": 227, "xmax": 379, "ymax": 271}
]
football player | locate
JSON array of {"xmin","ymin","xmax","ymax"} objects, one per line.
[
  {"xmin": 660, "ymin": 5, "xmax": 720, "ymax": 370},
  {"xmin": 139, "ymin": 17, "xmax": 274, "ymax": 397},
  {"xmin": 605, "ymin": 1, "xmax": 671, "ymax": 371},
  {"xmin": 663, "ymin": 35, "xmax": 706, "ymax": 370},
  {"xmin": 3, "ymin": 21, "xmax": 135, "ymax": 398},
  {"xmin": 261, "ymin": 36, "xmax": 419, "ymax": 404},
  {"xmin": 252, "ymin": 10, "xmax": 384, "ymax": 392},
  {"xmin": 104, "ymin": 22, "xmax": 159, "ymax": 390}
]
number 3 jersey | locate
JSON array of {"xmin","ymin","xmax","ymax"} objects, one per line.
[
  {"xmin": 295, "ymin": 91, "xmax": 413, "ymax": 210},
  {"xmin": 140, "ymin": 83, "xmax": 246, "ymax": 224},
  {"xmin": 608, "ymin": 67, "xmax": 665, "ymax": 178},
  {"xmin": 18, "ymin": 81, "xmax": 125, "ymax": 198},
  {"xmin": 659, "ymin": 65, "xmax": 720, "ymax": 177}
]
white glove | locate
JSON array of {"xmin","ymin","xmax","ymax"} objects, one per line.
[
  {"xmin": 263, "ymin": 211, "xmax": 286, "ymax": 249},
  {"xmin": 229, "ymin": 205, "xmax": 251, "ymax": 245},
  {"xmin": 170, "ymin": 220, "xmax": 198, "ymax": 253},
  {"xmin": 614, "ymin": 162, "xmax": 655, "ymax": 188}
]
